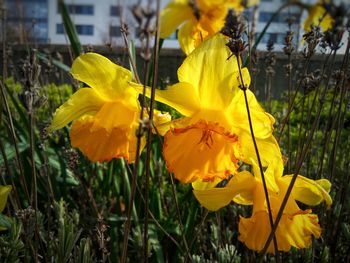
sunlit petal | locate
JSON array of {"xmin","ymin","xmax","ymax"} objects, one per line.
[
  {"xmin": 164, "ymin": 120, "xmax": 239, "ymax": 183},
  {"xmin": 71, "ymin": 53, "xmax": 133, "ymax": 101},
  {"xmin": 283, "ymin": 175, "xmax": 332, "ymax": 208},
  {"xmin": 193, "ymin": 170, "xmax": 256, "ymax": 211},
  {"xmin": 70, "ymin": 115, "xmax": 139, "ymax": 163},
  {"xmin": 159, "ymin": 0, "xmax": 193, "ymax": 38},
  {"xmin": 49, "ymin": 88, "xmax": 104, "ymax": 131},
  {"xmin": 177, "ymin": 34, "xmax": 250, "ymax": 109},
  {"xmin": 239, "ymin": 210, "xmax": 321, "ymax": 254},
  {"xmin": 152, "ymin": 110, "xmax": 172, "ymax": 136}
]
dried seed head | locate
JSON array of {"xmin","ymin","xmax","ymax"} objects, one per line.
[
  {"xmin": 321, "ymin": 23, "xmax": 345, "ymax": 51},
  {"xmin": 301, "ymin": 70, "xmax": 322, "ymax": 94},
  {"xmin": 131, "ymin": 4, "xmax": 144, "ymax": 26},
  {"xmin": 302, "ymin": 25, "xmax": 323, "ymax": 58},
  {"xmin": 221, "ymin": 10, "xmax": 248, "ymax": 56},
  {"xmin": 16, "ymin": 206, "xmax": 36, "ymax": 240},
  {"xmin": 319, "ymin": 2, "xmax": 347, "ymax": 51},
  {"xmin": 283, "ymin": 30, "xmax": 294, "ymax": 56},
  {"xmin": 18, "ymin": 49, "xmax": 45, "ymax": 112},
  {"xmin": 132, "ymin": 4, "xmax": 155, "ymax": 40},
  {"xmin": 64, "ymin": 148, "xmax": 80, "ymax": 172}
]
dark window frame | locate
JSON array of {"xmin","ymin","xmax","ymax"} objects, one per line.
[
  {"xmin": 57, "ymin": 4, "xmax": 94, "ymax": 15},
  {"xmin": 56, "ymin": 23, "xmax": 94, "ymax": 36}
]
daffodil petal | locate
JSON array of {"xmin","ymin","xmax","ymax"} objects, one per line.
[
  {"xmin": 193, "ymin": 186, "xmax": 236, "ymax": 211},
  {"xmin": 193, "ymin": 170, "xmax": 256, "ymax": 211},
  {"xmin": 230, "ymin": 89, "xmax": 275, "ymax": 139},
  {"xmin": 245, "ymin": 0, "xmax": 260, "ymax": 7},
  {"xmin": 239, "ymin": 210, "xmax": 321, "ymax": 254},
  {"xmin": 251, "ymin": 157, "xmax": 281, "ymax": 194},
  {"xmin": 71, "ymin": 53, "xmax": 133, "ymax": 101},
  {"xmin": 283, "ymin": 175, "xmax": 332, "ymax": 208},
  {"xmin": 159, "ymin": 0, "xmax": 193, "ymax": 38},
  {"xmin": 199, "ymin": 0, "xmax": 243, "ymax": 11},
  {"xmin": 233, "ymin": 194, "xmax": 253, "ymax": 205},
  {"xmin": 177, "ymin": 34, "xmax": 249, "ymax": 109},
  {"xmin": 49, "ymin": 88, "xmax": 105, "ymax": 131},
  {"xmin": 178, "ymin": 19, "xmax": 209, "ymax": 55},
  {"xmin": 239, "ymin": 134, "xmax": 282, "ymax": 168},
  {"xmin": 92, "ymin": 101, "xmax": 138, "ymax": 132},
  {"xmin": 0, "ymin": 185, "xmax": 12, "ymax": 213},
  {"xmin": 230, "ymin": 171, "xmax": 256, "ymax": 205},
  {"xmin": 164, "ymin": 121, "xmax": 239, "ymax": 183},
  {"xmin": 152, "ymin": 110, "xmax": 172, "ymax": 136},
  {"xmin": 304, "ymin": 5, "xmax": 334, "ymax": 32},
  {"xmin": 192, "ymin": 177, "xmax": 222, "ymax": 190},
  {"xmin": 132, "ymin": 81, "xmax": 201, "ymax": 117},
  {"xmin": 70, "ymin": 115, "xmax": 141, "ymax": 163}
]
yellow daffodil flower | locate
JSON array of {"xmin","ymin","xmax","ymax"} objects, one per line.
[
  {"xmin": 0, "ymin": 185, "xmax": 12, "ymax": 231},
  {"xmin": 193, "ymin": 160, "xmax": 332, "ymax": 253},
  {"xmin": 160, "ymin": 0, "xmax": 244, "ymax": 54},
  {"xmin": 304, "ymin": 2, "xmax": 334, "ymax": 32},
  {"xmin": 50, "ymin": 53, "xmax": 170, "ymax": 163},
  {"xmin": 133, "ymin": 34, "xmax": 276, "ymax": 183}
]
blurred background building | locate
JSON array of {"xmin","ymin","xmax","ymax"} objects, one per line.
[{"xmin": 1, "ymin": 0, "xmax": 348, "ymax": 53}]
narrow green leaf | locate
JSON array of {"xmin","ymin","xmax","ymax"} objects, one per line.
[
  {"xmin": 37, "ymin": 52, "xmax": 71, "ymax": 72},
  {"xmin": 0, "ymin": 214, "xmax": 12, "ymax": 230},
  {"xmin": 58, "ymin": 0, "xmax": 83, "ymax": 57}
]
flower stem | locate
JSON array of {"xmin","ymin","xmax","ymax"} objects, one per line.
[
  {"xmin": 236, "ymin": 56, "xmax": 279, "ymax": 257},
  {"xmin": 261, "ymin": 49, "xmax": 338, "ymax": 254}
]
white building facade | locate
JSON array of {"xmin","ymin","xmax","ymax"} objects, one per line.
[{"xmin": 4, "ymin": 0, "xmax": 349, "ymax": 52}]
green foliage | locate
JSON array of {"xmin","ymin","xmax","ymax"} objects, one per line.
[
  {"xmin": 0, "ymin": 221, "xmax": 25, "ymax": 263},
  {"xmin": 58, "ymin": 0, "xmax": 83, "ymax": 57}
]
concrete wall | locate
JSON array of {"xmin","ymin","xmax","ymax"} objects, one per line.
[{"xmin": 1, "ymin": 44, "xmax": 345, "ymax": 101}]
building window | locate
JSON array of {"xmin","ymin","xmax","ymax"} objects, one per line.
[
  {"xmin": 259, "ymin": 12, "xmax": 300, "ymax": 24},
  {"xmin": 110, "ymin": 6, "xmax": 121, "ymax": 16},
  {"xmin": 76, "ymin": 25, "xmax": 94, "ymax": 35},
  {"xmin": 58, "ymin": 4, "xmax": 94, "ymax": 15},
  {"xmin": 258, "ymin": 32, "xmax": 278, "ymax": 44},
  {"xmin": 56, "ymin": 23, "xmax": 64, "ymax": 34},
  {"xmin": 56, "ymin": 24, "xmax": 94, "ymax": 36},
  {"xmin": 259, "ymin": 12, "xmax": 274, "ymax": 23},
  {"xmin": 110, "ymin": 25, "xmax": 121, "ymax": 37},
  {"xmin": 5, "ymin": 0, "xmax": 49, "ymax": 43}
]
